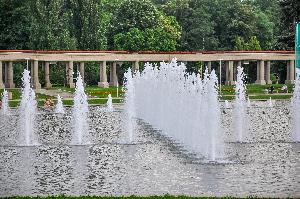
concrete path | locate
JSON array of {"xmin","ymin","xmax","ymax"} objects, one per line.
[
  {"xmin": 36, "ymin": 88, "xmax": 74, "ymax": 99},
  {"xmin": 35, "ymin": 88, "xmax": 122, "ymax": 100}
]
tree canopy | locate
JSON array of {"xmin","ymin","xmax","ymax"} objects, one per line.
[
  {"xmin": 0, "ymin": 0, "xmax": 298, "ymax": 51},
  {"xmin": 0, "ymin": 0, "xmax": 299, "ymax": 85}
]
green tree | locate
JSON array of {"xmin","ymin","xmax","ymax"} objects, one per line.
[
  {"xmin": 278, "ymin": 0, "xmax": 300, "ymax": 49},
  {"xmin": 29, "ymin": 0, "xmax": 77, "ymax": 50},
  {"xmin": 69, "ymin": 0, "xmax": 107, "ymax": 50},
  {"xmin": 234, "ymin": 36, "xmax": 261, "ymax": 50},
  {"xmin": 254, "ymin": 11, "xmax": 275, "ymax": 49},
  {"xmin": 144, "ymin": 27, "xmax": 177, "ymax": 51},
  {"xmin": 234, "ymin": 37, "xmax": 246, "ymax": 50},
  {"xmin": 111, "ymin": 0, "xmax": 160, "ymax": 33},
  {"xmin": 111, "ymin": 0, "xmax": 181, "ymax": 51},
  {"xmin": 160, "ymin": 0, "xmax": 262, "ymax": 50},
  {"xmin": 114, "ymin": 27, "xmax": 177, "ymax": 51},
  {"xmin": 114, "ymin": 28, "xmax": 145, "ymax": 51},
  {"xmin": 0, "ymin": 0, "xmax": 31, "ymax": 49},
  {"xmin": 161, "ymin": 0, "xmax": 217, "ymax": 50},
  {"xmin": 214, "ymin": 0, "xmax": 258, "ymax": 50},
  {"xmin": 247, "ymin": 36, "xmax": 261, "ymax": 50},
  {"xmin": 244, "ymin": 0, "xmax": 281, "ymax": 50}
]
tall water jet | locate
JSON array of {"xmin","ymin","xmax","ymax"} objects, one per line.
[
  {"xmin": 106, "ymin": 94, "xmax": 114, "ymax": 112},
  {"xmin": 224, "ymin": 100, "xmax": 230, "ymax": 109},
  {"xmin": 1, "ymin": 89, "xmax": 10, "ymax": 115},
  {"xmin": 124, "ymin": 68, "xmax": 136, "ymax": 143},
  {"xmin": 19, "ymin": 69, "xmax": 38, "ymax": 146},
  {"xmin": 72, "ymin": 72, "xmax": 89, "ymax": 145},
  {"xmin": 205, "ymin": 70, "xmax": 223, "ymax": 161},
  {"xmin": 247, "ymin": 98, "xmax": 251, "ymax": 108},
  {"xmin": 233, "ymin": 66, "xmax": 248, "ymax": 142},
  {"xmin": 55, "ymin": 95, "xmax": 65, "ymax": 114},
  {"xmin": 268, "ymin": 97, "xmax": 273, "ymax": 107},
  {"xmin": 291, "ymin": 68, "xmax": 300, "ymax": 142}
]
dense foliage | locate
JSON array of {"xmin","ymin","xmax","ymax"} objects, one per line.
[
  {"xmin": 1, "ymin": 0, "xmax": 297, "ymax": 51},
  {"xmin": 0, "ymin": 0, "xmax": 299, "ymax": 84}
]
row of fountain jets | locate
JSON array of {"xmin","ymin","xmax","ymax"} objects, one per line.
[
  {"xmin": 123, "ymin": 58, "xmax": 300, "ymax": 161},
  {"xmin": 1, "ymin": 58, "xmax": 299, "ymax": 161},
  {"xmin": 0, "ymin": 69, "xmax": 114, "ymax": 146}
]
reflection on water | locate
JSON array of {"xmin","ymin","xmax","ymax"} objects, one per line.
[{"xmin": 0, "ymin": 105, "xmax": 299, "ymax": 197}]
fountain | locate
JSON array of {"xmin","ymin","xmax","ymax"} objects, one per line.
[
  {"xmin": 123, "ymin": 68, "xmax": 136, "ymax": 143},
  {"xmin": 268, "ymin": 97, "xmax": 273, "ymax": 107},
  {"xmin": 0, "ymin": 59, "xmax": 299, "ymax": 197},
  {"xmin": 224, "ymin": 100, "xmax": 230, "ymax": 108},
  {"xmin": 72, "ymin": 72, "xmax": 89, "ymax": 145},
  {"xmin": 55, "ymin": 95, "xmax": 65, "ymax": 114},
  {"xmin": 291, "ymin": 68, "xmax": 300, "ymax": 142},
  {"xmin": 233, "ymin": 66, "xmax": 248, "ymax": 142},
  {"xmin": 131, "ymin": 59, "xmax": 224, "ymax": 161},
  {"xmin": 1, "ymin": 89, "xmax": 10, "ymax": 115},
  {"xmin": 247, "ymin": 97, "xmax": 251, "ymax": 108},
  {"xmin": 106, "ymin": 94, "xmax": 114, "ymax": 112},
  {"xmin": 19, "ymin": 69, "xmax": 38, "ymax": 146}
]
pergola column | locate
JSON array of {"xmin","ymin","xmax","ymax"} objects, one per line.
[
  {"xmin": 44, "ymin": 61, "xmax": 52, "ymax": 88},
  {"xmin": 30, "ymin": 61, "xmax": 34, "ymax": 85},
  {"xmin": 286, "ymin": 61, "xmax": 290, "ymax": 82},
  {"xmin": 237, "ymin": 61, "xmax": 242, "ymax": 67},
  {"xmin": 290, "ymin": 60, "xmax": 295, "ymax": 82},
  {"xmin": 207, "ymin": 61, "xmax": 212, "ymax": 73},
  {"xmin": 79, "ymin": 62, "xmax": 85, "ymax": 82},
  {"xmin": 132, "ymin": 61, "xmax": 139, "ymax": 72},
  {"xmin": 225, "ymin": 61, "xmax": 234, "ymax": 85},
  {"xmin": 33, "ymin": 60, "xmax": 41, "ymax": 89},
  {"xmin": 225, "ymin": 61, "xmax": 229, "ymax": 84},
  {"xmin": 98, "ymin": 61, "xmax": 109, "ymax": 88},
  {"xmin": 265, "ymin": 61, "xmax": 272, "ymax": 84},
  {"xmin": 255, "ymin": 60, "xmax": 266, "ymax": 85},
  {"xmin": 109, "ymin": 62, "xmax": 118, "ymax": 87},
  {"xmin": 66, "ymin": 61, "xmax": 75, "ymax": 88},
  {"xmin": 0, "ymin": 61, "xmax": 4, "ymax": 89},
  {"xmin": 5, "ymin": 61, "xmax": 15, "ymax": 88},
  {"xmin": 285, "ymin": 60, "xmax": 295, "ymax": 84},
  {"xmin": 4, "ymin": 62, "xmax": 8, "ymax": 85}
]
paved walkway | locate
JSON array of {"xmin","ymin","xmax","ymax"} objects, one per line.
[
  {"xmin": 36, "ymin": 89, "xmax": 74, "ymax": 99},
  {"xmin": 223, "ymin": 93, "xmax": 292, "ymax": 97}
]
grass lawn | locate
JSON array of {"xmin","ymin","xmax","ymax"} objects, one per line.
[
  {"xmin": 50, "ymin": 86, "xmax": 125, "ymax": 98},
  {"xmin": 221, "ymin": 94, "xmax": 292, "ymax": 101},
  {"xmin": 62, "ymin": 98, "xmax": 123, "ymax": 106},
  {"xmin": 220, "ymin": 84, "xmax": 293, "ymax": 100},
  {"xmin": 1, "ymin": 83, "xmax": 295, "ymax": 108},
  {"xmin": 52, "ymin": 84, "xmax": 293, "ymax": 98},
  {"xmin": 221, "ymin": 84, "xmax": 294, "ymax": 95},
  {"xmin": 0, "ymin": 89, "xmax": 53, "ymax": 100},
  {"xmin": 1, "ymin": 88, "xmax": 123, "ymax": 107}
]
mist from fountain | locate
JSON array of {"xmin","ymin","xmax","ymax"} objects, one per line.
[
  {"xmin": 128, "ymin": 58, "xmax": 224, "ymax": 161},
  {"xmin": 19, "ymin": 69, "xmax": 38, "ymax": 146},
  {"xmin": 224, "ymin": 100, "xmax": 230, "ymax": 109},
  {"xmin": 72, "ymin": 72, "xmax": 89, "ymax": 145},
  {"xmin": 1, "ymin": 89, "xmax": 10, "ymax": 115},
  {"xmin": 291, "ymin": 68, "xmax": 300, "ymax": 142},
  {"xmin": 106, "ymin": 94, "xmax": 114, "ymax": 112},
  {"xmin": 268, "ymin": 97, "xmax": 273, "ymax": 107},
  {"xmin": 233, "ymin": 66, "xmax": 248, "ymax": 142},
  {"xmin": 55, "ymin": 95, "xmax": 65, "ymax": 114},
  {"xmin": 247, "ymin": 98, "xmax": 251, "ymax": 108},
  {"xmin": 123, "ymin": 68, "xmax": 136, "ymax": 143}
]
